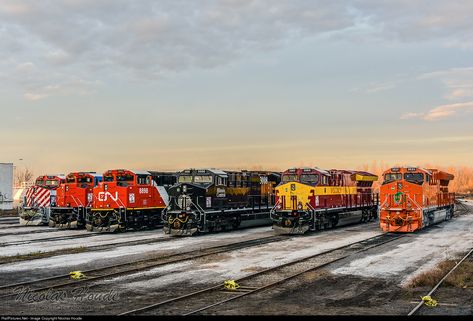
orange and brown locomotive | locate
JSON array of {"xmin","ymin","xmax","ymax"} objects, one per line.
[{"xmin": 379, "ymin": 167, "xmax": 455, "ymax": 232}]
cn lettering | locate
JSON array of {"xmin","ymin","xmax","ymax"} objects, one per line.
[{"xmin": 98, "ymin": 192, "xmax": 119, "ymax": 202}]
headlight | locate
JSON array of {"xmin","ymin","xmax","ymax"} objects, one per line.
[
  {"xmin": 276, "ymin": 204, "xmax": 282, "ymax": 210},
  {"xmin": 186, "ymin": 206, "xmax": 191, "ymax": 211},
  {"xmin": 87, "ymin": 193, "xmax": 93, "ymax": 203},
  {"xmin": 129, "ymin": 193, "xmax": 135, "ymax": 203},
  {"xmin": 297, "ymin": 202, "xmax": 303, "ymax": 210},
  {"xmin": 183, "ymin": 185, "xmax": 187, "ymax": 193}
]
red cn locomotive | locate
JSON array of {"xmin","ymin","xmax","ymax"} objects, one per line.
[
  {"xmin": 86, "ymin": 169, "xmax": 176, "ymax": 232},
  {"xmin": 379, "ymin": 167, "xmax": 455, "ymax": 232},
  {"xmin": 49, "ymin": 172, "xmax": 103, "ymax": 229},
  {"xmin": 19, "ymin": 175, "xmax": 65, "ymax": 225}
]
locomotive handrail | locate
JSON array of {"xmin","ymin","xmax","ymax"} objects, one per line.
[{"xmin": 269, "ymin": 199, "xmax": 281, "ymax": 218}]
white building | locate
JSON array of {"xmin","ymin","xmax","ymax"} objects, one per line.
[{"xmin": 0, "ymin": 163, "xmax": 14, "ymax": 210}]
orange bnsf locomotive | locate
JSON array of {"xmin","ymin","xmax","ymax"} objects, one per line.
[
  {"xmin": 271, "ymin": 168, "xmax": 378, "ymax": 234},
  {"xmin": 379, "ymin": 167, "xmax": 455, "ymax": 232},
  {"xmin": 49, "ymin": 172, "xmax": 103, "ymax": 229},
  {"xmin": 19, "ymin": 175, "xmax": 65, "ymax": 225},
  {"xmin": 162, "ymin": 169, "xmax": 281, "ymax": 236},
  {"xmin": 86, "ymin": 169, "xmax": 177, "ymax": 232}
]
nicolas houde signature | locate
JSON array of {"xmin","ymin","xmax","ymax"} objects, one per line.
[{"xmin": 13, "ymin": 286, "xmax": 120, "ymax": 303}]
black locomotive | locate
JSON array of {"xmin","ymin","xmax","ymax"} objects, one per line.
[{"xmin": 162, "ymin": 168, "xmax": 281, "ymax": 236}]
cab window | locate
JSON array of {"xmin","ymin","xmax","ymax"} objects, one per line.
[
  {"xmin": 178, "ymin": 175, "xmax": 193, "ymax": 183},
  {"xmin": 383, "ymin": 173, "xmax": 402, "ymax": 184},
  {"xmin": 300, "ymin": 174, "xmax": 319, "ymax": 185},
  {"xmin": 137, "ymin": 175, "xmax": 150, "ymax": 185},
  {"xmin": 45, "ymin": 180, "xmax": 59, "ymax": 187},
  {"xmin": 194, "ymin": 175, "xmax": 213, "ymax": 183},
  {"xmin": 104, "ymin": 175, "xmax": 114, "ymax": 182},
  {"xmin": 282, "ymin": 174, "xmax": 298, "ymax": 183},
  {"xmin": 77, "ymin": 177, "xmax": 92, "ymax": 183},
  {"xmin": 404, "ymin": 173, "xmax": 424, "ymax": 185}
]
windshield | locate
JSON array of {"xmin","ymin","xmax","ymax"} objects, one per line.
[
  {"xmin": 404, "ymin": 173, "xmax": 424, "ymax": 185},
  {"xmin": 45, "ymin": 180, "xmax": 59, "ymax": 187},
  {"xmin": 35, "ymin": 179, "xmax": 44, "ymax": 186},
  {"xmin": 194, "ymin": 175, "xmax": 213, "ymax": 183},
  {"xmin": 66, "ymin": 176, "xmax": 76, "ymax": 183},
  {"xmin": 104, "ymin": 175, "xmax": 114, "ymax": 182},
  {"xmin": 383, "ymin": 173, "xmax": 402, "ymax": 184},
  {"xmin": 116, "ymin": 174, "xmax": 134, "ymax": 182},
  {"xmin": 300, "ymin": 174, "xmax": 319, "ymax": 185},
  {"xmin": 282, "ymin": 174, "xmax": 298, "ymax": 183},
  {"xmin": 178, "ymin": 175, "xmax": 193, "ymax": 183},
  {"xmin": 78, "ymin": 177, "xmax": 92, "ymax": 183}
]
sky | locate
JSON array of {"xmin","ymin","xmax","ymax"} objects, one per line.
[{"xmin": 1, "ymin": 0, "xmax": 473, "ymax": 176}]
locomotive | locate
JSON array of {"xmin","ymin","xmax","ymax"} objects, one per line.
[
  {"xmin": 86, "ymin": 169, "xmax": 177, "ymax": 232},
  {"xmin": 49, "ymin": 172, "xmax": 102, "ymax": 229},
  {"xmin": 379, "ymin": 167, "xmax": 455, "ymax": 232},
  {"xmin": 271, "ymin": 167, "xmax": 378, "ymax": 234},
  {"xmin": 162, "ymin": 169, "xmax": 281, "ymax": 236},
  {"xmin": 19, "ymin": 175, "xmax": 65, "ymax": 225}
]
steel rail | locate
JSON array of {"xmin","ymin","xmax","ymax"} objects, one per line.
[
  {"xmin": 119, "ymin": 233, "xmax": 405, "ymax": 316},
  {"xmin": 408, "ymin": 247, "xmax": 473, "ymax": 316},
  {"xmin": 0, "ymin": 235, "xmax": 288, "ymax": 298}
]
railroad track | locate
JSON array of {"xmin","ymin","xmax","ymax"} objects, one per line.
[
  {"xmin": 454, "ymin": 200, "xmax": 471, "ymax": 216},
  {"xmin": 0, "ymin": 228, "xmax": 78, "ymax": 237},
  {"xmin": 119, "ymin": 232, "xmax": 406, "ymax": 316},
  {"xmin": 408, "ymin": 248, "xmax": 473, "ymax": 316},
  {"xmin": 0, "ymin": 234, "xmax": 289, "ymax": 299},
  {"xmin": 0, "ymin": 220, "xmax": 20, "ymax": 225},
  {"xmin": 0, "ymin": 232, "xmax": 102, "ymax": 247},
  {"xmin": 0, "ymin": 234, "xmax": 178, "ymax": 265}
]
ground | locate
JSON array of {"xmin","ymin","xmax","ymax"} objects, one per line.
[{"xmin": 0, "ymin": 200, "xmax": 471, "ymax": 315}]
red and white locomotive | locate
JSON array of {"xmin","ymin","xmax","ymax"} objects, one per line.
[
  {"xmin": 86, "ymin": 169, "xmax": 176, "ymax": 232},
  {"xmin": 19, "ymin": 175, "xmax": 65, "ymax": 225},
  {"xmin": 49, "ymin": 172, "xmax": 102, "ymax": 229}
]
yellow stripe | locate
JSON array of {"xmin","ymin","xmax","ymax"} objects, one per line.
[
  {"xmin": 353, "ymin": 174, "xmax": 378, "ymax": 182},
  {"xmin": 277, "ymin": 183, "xmax": 357, "ymax": 196}
]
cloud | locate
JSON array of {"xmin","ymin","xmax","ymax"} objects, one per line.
[
  {"xmin": 401, "ymin": 101, "xmax": 473, "ymax": 121},
  {"xmin": 418, "ymin": 67, "xmax": 473, "ymax": 100},
  {"xmin": 352, "ymin": 0, "xmax": 473, "ymax": 46},
  {"xmin": 1, "ymin": 1, "xmax": 473, "ymax": 100}
]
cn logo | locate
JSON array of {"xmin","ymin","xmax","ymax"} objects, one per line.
[{"xmin": 98, "ymin": 191, "xmax": 119, "ymax": 202}]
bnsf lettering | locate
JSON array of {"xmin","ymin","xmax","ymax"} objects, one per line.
[
  {"xmin": 98, "ymin": 191, "xmax": 119, "ymax": 202},
  {"xmin": 139, "ymin": 188, "xmax": 149, "ymax": 194}
]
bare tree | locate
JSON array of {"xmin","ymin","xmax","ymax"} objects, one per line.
[{"xmin": 14, "ymin": 167, "xmax": 34, "ymax": 186}]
